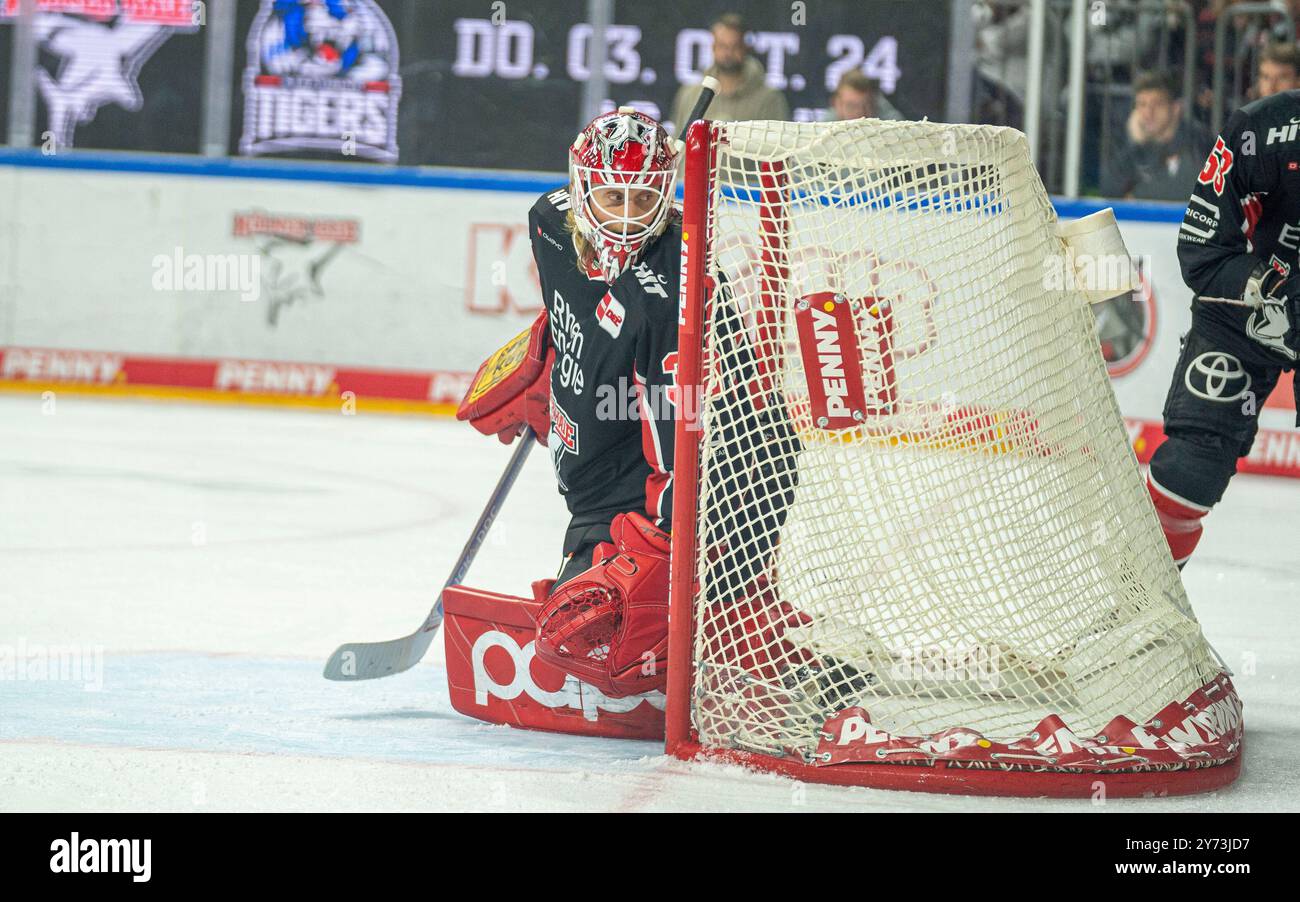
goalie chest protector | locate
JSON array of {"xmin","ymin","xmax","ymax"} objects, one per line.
[{"xmin": 527, "ymin": 187, "xmax": 682, "ymax": 522}]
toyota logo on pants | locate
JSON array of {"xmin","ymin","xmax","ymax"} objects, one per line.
[{"xmin": 1184, "ymin": 351, "xmax": 1251, "ymax": 402}]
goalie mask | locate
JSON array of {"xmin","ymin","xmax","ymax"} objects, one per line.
[{"xmin": 569, "ymin": 108, "xmax": 678, "ymax": 283}]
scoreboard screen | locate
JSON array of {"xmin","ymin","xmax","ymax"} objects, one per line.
[
  {"xmin": 2, "ymin": 0, "xmax": 952, "ymax": 171},
  {"xmin": 394, "ymin": 0, "xmax": 952, "ymax": 170}
]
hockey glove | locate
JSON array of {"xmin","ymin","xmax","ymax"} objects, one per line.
[{"xmin": 534, "ymin": 512, "xmax": 671, "ymax": 698}]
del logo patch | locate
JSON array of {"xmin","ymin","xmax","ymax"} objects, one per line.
[{"xmin": 596, "ymin": 293, "xmax": 625, "ymax": 338}]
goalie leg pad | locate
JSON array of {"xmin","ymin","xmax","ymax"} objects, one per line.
[
  {"xmin": 534, "ymin": 512, "xmax": 671, "ymax": 698},
  {"xmin": 701, "ymin": 575, "xmax": 816, "ymax": 686},
  {"xmin": 441, "ymin": 584, "xmax": 664, "ymax": 740}
]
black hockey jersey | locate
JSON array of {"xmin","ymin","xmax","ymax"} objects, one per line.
[
  {"xmin": 1178, "ymin": 89, "xmax": 1300, "ymax": 359},
  {"xmin": 528, "ymin": 188, "xmax": 680, "ymax": 529}
]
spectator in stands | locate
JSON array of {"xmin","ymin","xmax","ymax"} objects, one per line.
[
  {"xmin": 1087, "ymin": 2, "xmax": 1164, "ymax": 79},
  {"xmin": 827, "ymin": 71, "xmax": 904, "ymax": 121},
  {"xmin": 1255, "ymin": 42, "xmax": 1300, "ymax": 97},
  {"xmin": 1275, "ymin": 1, "xmax": 1300, "ymax": 42},
  {"xmin": 1100, "ymin": 71, "xmax": 1214, "ymax": 201},
  {"xmin": 1191, "ymin": 0, "xmax": 1247, "ymax": 124},
  {"xmin": 1190, "ymin": 3, "xmax": 1294, "ymax": 118},
  {"xmin": 671, "ymin": 13, "xmax": 788, "ymax": 133},
  {"xmin": 831, "ymin": 70, "xmax": 879, "ymax": 121},
  {"xmin": 973, "ymin": 1, "xmax": 1028, "ymax": 128}
]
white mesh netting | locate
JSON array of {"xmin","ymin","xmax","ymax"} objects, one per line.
[{"xmin": 687, "ymin": 118, "xmax": 1222, "ymax": 762}]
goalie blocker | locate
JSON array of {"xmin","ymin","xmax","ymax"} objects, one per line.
[{"xmin": 456, "ymin": 309, "xmax": 552, "ymax": 446}]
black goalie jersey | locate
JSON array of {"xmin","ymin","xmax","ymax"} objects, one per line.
[{"xmin": 528, "ymin": 187, "xmax": 680, "ymax": 529}]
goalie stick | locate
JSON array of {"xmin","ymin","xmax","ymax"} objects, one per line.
[
  {"xmin": 322, "ymin": 428, "xmax": 535, "ymax": 681},
  {"xmin": 673, "ymin": 75, "xmax": 719, "ymax": 154}
]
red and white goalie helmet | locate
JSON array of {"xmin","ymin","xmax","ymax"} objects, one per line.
[{"xmin": 569, "ymin": 107, "xmax": 678, "ymax": 282}]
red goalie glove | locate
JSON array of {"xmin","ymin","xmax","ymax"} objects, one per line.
[
  {"xmin": 456, "ymin": 309, "xmax": 552, "ymax": 446},
  {"xmin": 534, "ymin": 512, "xmax": 671, "ymax": 698}
]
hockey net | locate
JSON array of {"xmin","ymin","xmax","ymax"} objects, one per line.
[{"xmin": 666, "ymin": 118, "xmax": 1242, "ymax": 796}]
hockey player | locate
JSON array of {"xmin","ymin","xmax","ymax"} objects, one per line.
[
  {"xmin": 1151, "ymin": 89, "xmax": 1300, "ymax": 566},
  {"xmin": 459, "ymin": 108, "xmax": 825, "ymax": 703}
]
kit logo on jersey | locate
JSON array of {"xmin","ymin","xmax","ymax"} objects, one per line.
[
  {"xmin": 1183, "ymin": 351, "xmax": 1252, "ymax": 401},
  {"xmin": 546, "ymin": 188, "xmax": 572, "ymax": 211},
  {"xmin": 1268, "ymin": 118, "xmax": 1300, "ymax": 145},
  {"xmin": 536, "ymin": 226, "xmax": 566, "ymax": 254},
  {"xmin": 632, "ymin": 262, "xmax": 669, "ymax": 299},
  {"xmin": 596, "ymin": 293, "xmax": 626, "ymax": 338},
  {"xmin": 1197, "ymin": 137, "xmax": 1234, "ymax": 196}
]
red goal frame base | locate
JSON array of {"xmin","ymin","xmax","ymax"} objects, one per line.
[{"xmin": 667, "ymin": 740, "xmax": 1242, "ymax": 799}]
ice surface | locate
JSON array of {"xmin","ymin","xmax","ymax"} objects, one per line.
[{"xmin": 1, "ymin": 394, "xmax": 1295, "ymax": 811}]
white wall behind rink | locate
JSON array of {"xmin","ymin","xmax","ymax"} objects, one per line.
[
  {"xmin": 0, "ymin": 157, "xmax": 1296, "ymax": 474},
  {"xmin": 0, "ymin": 163, "xmax": 547, "ymax": 374}
]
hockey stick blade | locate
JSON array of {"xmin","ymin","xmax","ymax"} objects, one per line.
[{"xmin": 322, "ymin": 428, "xmax": 536, "ymax": 681}]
